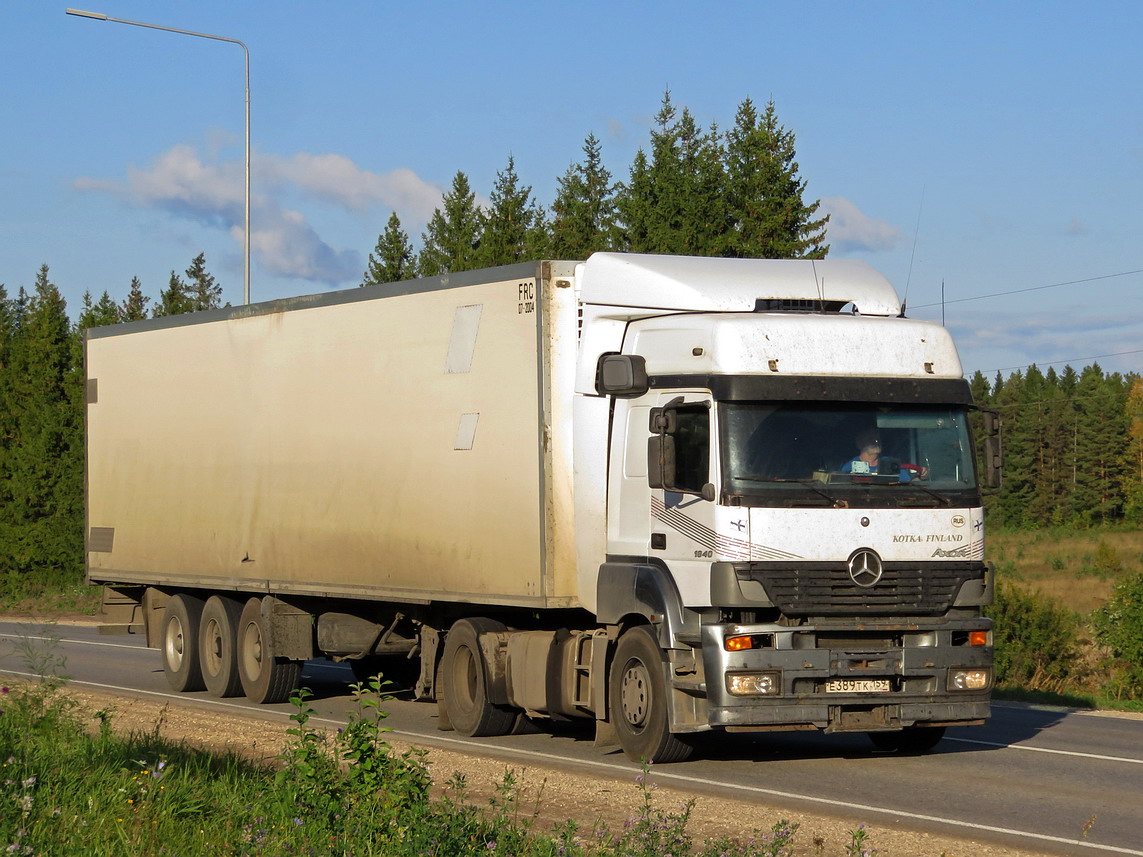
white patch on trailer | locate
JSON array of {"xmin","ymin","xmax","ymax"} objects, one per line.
[
  {"xmin": 454, "ymin": 413, "xmax": 480, "ymax": 450},
  {"xmin": 445, "ymin": 304, "xmax": 483, "ymax": 374}
]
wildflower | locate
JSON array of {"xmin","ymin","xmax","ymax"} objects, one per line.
[{"xmin": 294, "ymin": 818, "xmax": 304, "ymax": 826}]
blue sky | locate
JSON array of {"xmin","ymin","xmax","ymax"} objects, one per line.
[{"xmin": 3, "ymin": 0, "xmax": 1140, "ymax": 379}]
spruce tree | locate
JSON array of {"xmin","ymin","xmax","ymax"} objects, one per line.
[
  {"xmin": 120, "ymin": 276, "xmax": 150, "ymax": 322},
  {"xmin": 418, "ymin": 171, "xmax": 483, "ymax": 276},
  {"xmin": 614, "ymin": 92, "xmax": 734, "ymax": 256},
  {"xmin": 475, "ymin": 156, "xmax": 545, "ymax": 268},
  {"xmin": 0, "ymin": 286, "xmax": 17, "ymax": 581},
  {"xmin": 993, "ymin": 370, "xmax": 1034, "ymax": 526},
  {"xmin": 1125, "ymin": 377, "xmax": 1143, "ymax": 522},
  {"xmin": 153, "ymin": 270, "xmax": 192, "ymax": 317},
  {"xmin": 78, "ymin": 290, "xmax": 121, "ymax": 330},
  {"xmin": 724, "ymin": 97, "xmax": 829, "ymax": 258},
  {"xmin": 362, "ymin": 212, "xmax": 416, "ymax": 286},
  {"xmin": 548, "ymin": 133, "xmax": 617, "ymax": 258},
  {"xmin": 617, "ymin": 92, "xmax": 727, "ymax": 255},
  {"xmin": 0, "ymin": 266, "xmax": 83, "ymax": 593},
  {"xmin": 1072, "ymin": 366, "xmax": 1130, "ymax": 523},
  {"xmin": 185, "ymin": 252, "xmax": 222, "ymax": 312},
  {"xmin": 616, "ymin": 149, "xmax": 655, "ymax": 253},
  {"xmin": 676, "ymin": 110, "xmax": 728, "ymax": 255}
]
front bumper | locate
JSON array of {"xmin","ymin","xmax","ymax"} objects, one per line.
[{"xmin": 699, "ymin": 619, "xmax": 992, "ymax": 732}]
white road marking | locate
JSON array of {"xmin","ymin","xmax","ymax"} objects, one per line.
[
  {"xmin": 0, "ymin": 669, "xmax": 1139, "ymax": 856},
  {"xmin": 946, "ymin": 735, "xmax": 1143, "ymax": 765},
  {"xmin": 0, "ymin": 632, "xmax": 144, "ymax": 652}
]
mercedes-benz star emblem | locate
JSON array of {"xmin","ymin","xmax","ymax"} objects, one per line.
[{"xmin": 848, "ymin": 549, "xmax": 884, "ymax": 587}]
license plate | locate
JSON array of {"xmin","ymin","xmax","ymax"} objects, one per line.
[{"xmin": 825, "ymin": 679, "xmax": 890, "ymax": 693}]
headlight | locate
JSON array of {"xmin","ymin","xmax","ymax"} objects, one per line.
[
  {"xmin": 948, "ymin": 669, "xmax": 991, "ymax": 691},
  {"xmin": 726, "ymin": 671, "xmax": 781, "ymax": 696}
]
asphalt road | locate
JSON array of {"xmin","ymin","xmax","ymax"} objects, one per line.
[{"xmin": 2, "ymin": 620, "xmax": 1141, "ymax": 855}]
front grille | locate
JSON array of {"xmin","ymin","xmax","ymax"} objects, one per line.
[{"xmin": 745, "ymin": 562, "xmax": 982, "ymax": 616}]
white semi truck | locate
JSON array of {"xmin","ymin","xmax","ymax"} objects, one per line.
[{"xmin": 87, "ymin": 253, "xmax": 997, "ymax": 763}]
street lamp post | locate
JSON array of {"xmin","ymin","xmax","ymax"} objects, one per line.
[{"xmin": 66, "ymin": 8, "xmax": 251, "ymax": 305}]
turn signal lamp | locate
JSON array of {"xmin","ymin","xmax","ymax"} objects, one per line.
[
  {"xmin": 724, "ymin": 633, "xmax": 774, "ymax": 652},
  {"xmin": 969, "ymin": 631, "xmax": 989, "ymax": 647}
]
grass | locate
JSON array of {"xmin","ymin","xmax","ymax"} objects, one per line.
[
  {"xmin": 0, "ymin": 573, "xmax": 100, "ymax": 616},
  {"xmin": 988, "ymin": 526, "xmax": 1143, "ymax": 613},
  {"xmin": 0, "ymin": 661, "xmax": 818, "ymax": 857}
]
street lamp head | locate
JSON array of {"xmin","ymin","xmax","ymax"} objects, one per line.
[{"xmin": 65, "ymin": 8, "xmax": 109, "ymax": 20}]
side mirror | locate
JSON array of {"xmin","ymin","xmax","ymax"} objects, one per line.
[
  {"xmin": 595, "ymin": 353, "xmax": 648, "ymax": 397},
  {"xmin": 984, "ymin": 435, "xmax": 1002, "ymax": 490},
  {"xmin": 983, "ymin": 410, "xmax": 1000, "ymax": 438},
  {"xmin": 647, "ymin": 435, "xmax": 675, "ymax": 489}
]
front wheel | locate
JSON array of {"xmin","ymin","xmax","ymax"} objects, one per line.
[
  {"xmin": 868, "ymin": 726, "xmax": 946, "ymax": 753},
  {"xmin": 609, "ymin": 625, "xmax": 693, "ymax": 764},
  {"xmin": 237, "ymin": 597, "xmax": 301, "ymax": 704}
]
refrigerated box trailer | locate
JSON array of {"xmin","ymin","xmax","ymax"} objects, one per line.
[{"xmin": 87, "ymin": 253, "xmax": 998, "ymax": 762}]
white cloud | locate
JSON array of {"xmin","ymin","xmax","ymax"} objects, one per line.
[
  {"xmin": 238, "ymin": 208, "xmax": 360, "ymax": 283},
  {"xmin": 259, "ymin": 153, "xmax": 443, "ymax": 222},
  {"xmin": 820, "ymin": 196, "xmax": 903, "ymax": 253},
  {"xmin": 73, "ymin": 145, "xmax": 439, "ymax": 285}
]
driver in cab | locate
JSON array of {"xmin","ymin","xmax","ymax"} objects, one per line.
[{"xmin": 840, "ymin": 429, "xmax": 927, "ymax": 482}]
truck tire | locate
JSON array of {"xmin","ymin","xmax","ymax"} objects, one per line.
[
  {"xmin": 609, "ymin": 625, "xmax": 694, "ymax": 764},
  {"xmin": 237, "ymin": 597, "xmax": 301, "ymax": 704},
  {"xmin": 161, "ymin": 593, "xmax": 205, "ymax": 692},
  {"xmin": 199, "ymin": 595, "xmax": 243, "ymax": 698},
  {"xmin": 439, "ymin": 618, "xmax": 517, "ymax": 737},
  {"xmin": 868, "ymin": 726, "xmax": 946, "ymax": 753}
]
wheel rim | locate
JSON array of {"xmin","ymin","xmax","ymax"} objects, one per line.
[
  {"xmin": 164, "ymin": 615, "xmax": 185, "ymax": 671},
  {"xmin": 620, "ymin": 659, "xmax": 651, "ymax": 728},
  {"xmin": 453, "ymin": 646, "xmax": 478, "ymax": 711},
  {"xmin": 204, "ymin": 618, "xmax": 224, "ymax": 675},
  {"xmin": 240, "ymin": 621, "xmax": 264, "ymax": 680}
]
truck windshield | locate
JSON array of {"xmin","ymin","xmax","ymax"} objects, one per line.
[{"xmin": 721, "ymin": 402, "xmax": 978, "ymax": 506}]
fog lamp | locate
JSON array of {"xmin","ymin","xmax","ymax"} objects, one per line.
[
  {"xmin": 726, "ymin": 671, "xmax": 781, "ymax": 696},
  {"xmin": 949, "ymin": 669, "xmax": 991, "ymax": 691}
]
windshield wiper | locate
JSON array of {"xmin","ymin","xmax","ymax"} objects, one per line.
[
  {"xmin": 732, "ymin": 477, "xmax": 845, "ymax": 507},
  {"xmin": 889, "ymin": 482, "xmax": 952, "ymax": 506}
]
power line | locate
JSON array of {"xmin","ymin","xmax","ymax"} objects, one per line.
[
  {"xmin": 978, "ymin": 348, "xmax": 1143, "ymax": 376},
  {"xmin": 911, "ymin": 268, "xmax": 1143, "ymax": 310}
]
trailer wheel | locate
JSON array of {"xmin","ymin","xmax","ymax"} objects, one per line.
[
  {"xmin": 199, "ymin": 595, "xmax": 243, "ymax": 698},
  {"xmin": 237, "ymin": 598, "xmax": 301, "ymax": 704},
  {"xmin": 161, "ymin": 594, "xmax": 205, "ymax": 692},
  {"xmin": 439, "ymin": 618, "xmax": 517, "ymax": 737},
  {"xmin": 868, "ymin": 726, "xmax": 946, "ymax": 753},
  {"xmin": 609, "ymin": 625, "xmax": 694, "ymax": 764}
]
